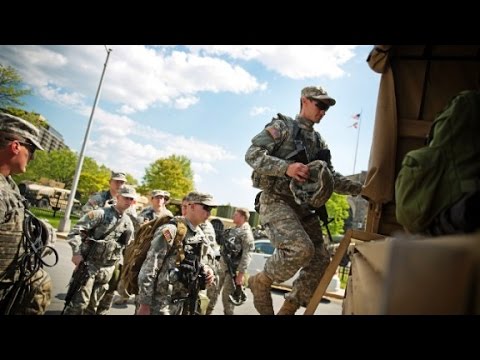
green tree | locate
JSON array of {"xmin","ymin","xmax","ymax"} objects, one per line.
[
  {"xmin": 324, "ymin": 193, "xmax": 350, "ymax": 235},
  {"xmin": 0, "ymin": 64, "xmax": 31, "ymax": 108},
  {"xmin": 141, "ymin": 155, "xmax": 194, "ymax": 199}
]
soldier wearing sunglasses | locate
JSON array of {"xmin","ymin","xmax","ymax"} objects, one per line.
[{"xmin": 245, "ymin": 86, "xmax": 364, "ymax": 315}]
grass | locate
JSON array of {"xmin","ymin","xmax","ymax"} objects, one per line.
[{"xmin": 30, "ymin": 208, "xmax": 79, "ymax": 230}]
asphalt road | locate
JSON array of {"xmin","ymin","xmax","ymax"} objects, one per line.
[{"xmin": 45, "ymin": 239, "xmax": 342, "ymax": 315}]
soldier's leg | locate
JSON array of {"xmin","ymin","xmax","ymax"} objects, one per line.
[
  {"xmin": 222, "ymin": 272, "xmax": 235, "ymax": 315},
  {"xmin": 95, "ymin": 263, "xmax": 120, "ymax": 314},
  {"xmin": 14, "ymin": 268, "xmax": 52, "ymax": 315},
  {"xmin": 86, "ymin": 266, "xmax": 114, "ymax": 315},
  {"xmin": 64, "ymin": 275, "xmax": 96, "ymax": 315},
  {"xmin": 206, "ymin": 269, "xmax": 226, "ymax": 315},
  {"xmin": 282, "ymin": 216, "xmax": 329, "ymax": 312}
]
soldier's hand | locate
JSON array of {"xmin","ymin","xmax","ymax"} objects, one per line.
[
  {"xmin": 136, "ymin": 304, "xmax": 151, "ymax": 315},
  {"xmin": 203, "ymin": 265, "xmax": 215, "ymax": 285},
  {"xmin": 286, "ymin": 162, "xmax": 309, "ymax": 183},
  {"xmin": 72, "ymin": 254, "xmax": 83, "ymax": 267},
  {"xmin": 235, "ymin": 272, "xmax": 244, "ymax": 286}
]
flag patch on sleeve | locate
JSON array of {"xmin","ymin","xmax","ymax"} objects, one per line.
[{"xmin": 162, "ymin": 228, "xmax": 172, "ymax": 241}]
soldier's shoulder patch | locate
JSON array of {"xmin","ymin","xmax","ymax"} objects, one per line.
[
  {"xmin": 162, "ymin": 228, "xmax": 172, "ymax": 242},
  {"xmin": 265, "ymin": 125, "xmax": 281, "ymax": 140},
  {"xmin": 87, "ymin": 211, "xmax": 95, "ymax": 220}
]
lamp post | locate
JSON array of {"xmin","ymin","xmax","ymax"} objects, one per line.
[{"xmin": 58, "ymin": 47, "xmax": 112, "ymax": 233}]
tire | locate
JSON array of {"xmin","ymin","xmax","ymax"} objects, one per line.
[{"xmin": 37, "ymin": 198, "xmax": 50, "ymax": 209}]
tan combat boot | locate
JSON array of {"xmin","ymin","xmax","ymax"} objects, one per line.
[
  {"xmin": 248, "ymin": 271, "xmax": 274, "ymax": 315},
  {"xmin": 277, "ymin": 299, "xmax": 299, "ymax": 315}
]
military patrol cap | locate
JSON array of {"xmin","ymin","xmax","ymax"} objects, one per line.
[
  {"xmin": 186, "ymin": 191, "xmax": 218, "ymax": 207},
  {"xmin": 301, "ymin": 86, "xmax": 336, "ymax": 106},
  {"xmin": 111, "ymin": 171, "xmax": 127, "ymax": 181},
  {"xmin": 118, "ymin": 185, "xmax": 137, "ymax": 199},
  {"xmin": 0, "ymin": 112, "xmax": 44, "ymax": 150},
  {"xmin": 290, "ymin": 160, "xmax": 334, "ymax": 208},
  {"xmin": 151, "ymin": 189, "xmax": 170, "ymax": 201}
]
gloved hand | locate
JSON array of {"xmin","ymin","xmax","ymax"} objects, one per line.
[{"xmin": 179, "ymin": 255, "xmax": 197, "ymax": 286}]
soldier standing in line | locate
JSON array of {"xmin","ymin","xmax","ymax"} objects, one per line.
[
  {"xmin": 245, "ymin": 86, "xmax": 364, "ymax": 315},
  {"xmin": 82, "ymin": 171, "xmax": 138, "ymax": 314},
  {"xmin": 205, "ymin": 208, "xmax": 254, "ymax": 315},
  {"xmin": 136, "ymin": 192, "xmax": 216, "ymax": 315},
  {"xmin": 63, "ymin": 185, "xmax": 135, "ymax": 315},
  {"xmin": 0, "ymin": 113, "xmax": 53, "ymax": 315}
]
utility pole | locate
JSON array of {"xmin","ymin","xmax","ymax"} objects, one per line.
[
  {"xmin": 352, "ymin": 110, "xmax": 362, "ymax": 175},
  {"xmin": 58, "ymin": 46, "xmax": 112, "ymax": 233}
]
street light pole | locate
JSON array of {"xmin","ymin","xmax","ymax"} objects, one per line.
[{"xmin": 58, "ymin": 47, "xmax": 112, "ymax": 233}]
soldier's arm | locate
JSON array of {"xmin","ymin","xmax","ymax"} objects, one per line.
[
  {"xmin": 236, "ymin": 227, "xmax": 254, "ymax": 275},
  {"xmin": 137, "ymin": 224, "xmax": 176, "ymax": 306},
  {"xmin": 81, "ymin": 193, "xmax": 102, "ymax": 214},
  {"xmin": 67, "ymin": 210, "xmax": 102, "ymax": 256},
  {"xmin": 245, "ymin": 119, "xmax": 290, "ymax": 177}
]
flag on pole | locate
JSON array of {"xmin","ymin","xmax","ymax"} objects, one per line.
[{"xmin": 348, "ymin": 113, "xmax": 361, "ymax": 128}]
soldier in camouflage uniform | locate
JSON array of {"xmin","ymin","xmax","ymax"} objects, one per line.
[
  {"xmin": 114, "ymin": 189, "xmax": 174, "ymax": 306},
  {"xmin": 136, "ymin": 189, "xmax": 173, "ymax": 225},
  {"xmin": 82, "ymin": 171, "xmax": 138, "ymax": 313},
  {"xmin": 245, "ymin": 86, "xmax": 364, "ymax": 315},
  {"xmin": 206, "ymin": 208, "xmax": 254, "ymax": 315},
  {"xmin": 136, "ymin": 192, "xmax": 216, "ymax": 315},
  {"xmin": 0, "ymin": 113, "xmax": 53, "ymax": 315},
  {"xmin": 63, "ymin": 185, "xmax": 135, "ymax": 315}
]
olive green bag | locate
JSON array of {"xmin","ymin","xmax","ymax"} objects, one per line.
[{"xmin": 395, "ymin": 90, "xmax": 480, "ymax": 234}]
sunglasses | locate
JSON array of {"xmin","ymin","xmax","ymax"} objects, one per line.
[
  {"xmin": 6, "ymin": 138, "xmax": 36, "ymax": 159},
  {"xmin": 311, "ymin": 99, "xmax": 330, "ymax": 112},
  {"xmin": 197, "ymin": 203, "xmax": 214, "ymax": 212}
]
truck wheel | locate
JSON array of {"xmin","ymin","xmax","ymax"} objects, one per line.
[{"xmin": 37, "ymin": 198, "xmax": 50, "ymax": 209}]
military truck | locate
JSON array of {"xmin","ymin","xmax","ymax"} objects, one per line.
[
  {"xmin": 306, "ymin": 45, "xmax": 480, "ymax": 315},
  {"xmin": 18, "ymin": 181, "xmax": 82, "ymax": 214}
]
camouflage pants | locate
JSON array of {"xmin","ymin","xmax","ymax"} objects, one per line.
[
  {"xmin": 0, "ymin": 268, "xmax": 52, "ymax": 315},
  {"xmin": 206, "ymin": 267, "xmax": 235, "ymax": 315},
  {"xmin": 95, "ymin": 263, "xmax": 122, "ymax": 315},
  {"xmin": 63, "ymin": 265, "xmax": 114, "ymax": 315},
  {"xmin": 260, "ymin": 192, "xmax": 330, "ymax": 308}
]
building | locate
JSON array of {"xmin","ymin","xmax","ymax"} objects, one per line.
[{"xmin": 38, "ymin": 121, "xmax": 67, "ymax": 152}]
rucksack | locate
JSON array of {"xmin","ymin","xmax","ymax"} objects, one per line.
[
  {"xmin": 121, "ymin": 215, "xmax": 187, "ymax": 296},
  {"xmin": 395, "ymin": 90, "xmax": 480, "ymax": 234}
]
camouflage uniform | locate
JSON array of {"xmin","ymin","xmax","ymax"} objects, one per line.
[
  {"xmin": 137, "ymin": 206, "xmax": 173, "ymax": 224},
  {"xmin": 0, "ymin": 175, "xmax": 52, "ymax": 315},
  {"xmin": 206, "ymin": 222, "xmax": 254, "ymax": 315},
  {"xmin": 0, "ymin": 113, "xmax": 52, "ymax": 315},
  {"xmin": 64, "ymin": 206, "xmax": 134, "ymax": 315},
  {"xmin": 245, "ymin": 113, "xmax": 362, "ymax": 309},
  {"xmin": 137, "ymin": 216, "xmax": 210, "ymax": 315},
  {"xmin": 199, "ymin": 220, "xmax": 219, "ymax": 313},
  {"xmin": 82, "ymin": 188, "xmax": 138, "ymax": 313}
]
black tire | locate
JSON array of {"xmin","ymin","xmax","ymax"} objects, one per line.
[{"xmin": 37, "ymin": 198, "xmax": 50, "ymax": 209}]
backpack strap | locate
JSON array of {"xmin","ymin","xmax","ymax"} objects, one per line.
[{"xmin": 172, "ymin": 219, "xmax": 188, "ymax": 266}]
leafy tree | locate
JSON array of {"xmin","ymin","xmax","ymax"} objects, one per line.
[
  {"xmin": 141, "ymin": 155, "xmax": 194, "ymax": 200},
  {"xmin": 324, "ymin": 193, "xmax": 350, "ymax": 236},
  {"xmin": 0, "ymin": 64, "xmax": 31, "ymax": 108}
]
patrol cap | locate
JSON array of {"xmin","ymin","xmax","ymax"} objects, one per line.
[
  {"xmin": 186, "ymin": 191, "xmax": 218, "ymax": 207},
  {"xmin": 301, "ymin": 86, "xmax": 336, "ymax": 106},
  {"xmin": 290, "ymin": 160, "xmax": 334, "ymax": 208},
  {"xmin": 110, "ymin": 171, "xmax": 127, "ymax": 181},
  {"xmin": 118, "ymin": 185, "xmax": 137, "ymax": 199},
  {"xmin": 0, "ymin": 112, "xmax": 44, "ymax": 150},
  {"xmin": 151, "ymin": 189, "xmax": 170, "ymax": 201}
]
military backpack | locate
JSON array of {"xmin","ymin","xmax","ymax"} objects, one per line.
[{"xmin": 121, "ymin": 215, "xmax": 187, "ymax": 296}]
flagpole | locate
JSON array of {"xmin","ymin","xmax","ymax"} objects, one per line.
[{"xmin": 352, "ymin": 110, "xmax": 362, "ymax": 175}]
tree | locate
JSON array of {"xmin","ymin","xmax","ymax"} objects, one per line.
[
  {"xmin": 0, "ymin": 64, "xmax": 31, "ymax": 108},
  {"xmin": 141, "ymin": 155, "xmax": 194, "ymax": 199},
  {"xmin": 324, "ymin": 193, "xmax": 350, "ymax": 235}
]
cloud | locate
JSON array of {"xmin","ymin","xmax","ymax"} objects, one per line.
[
  {"xmin": 250, "ymin": 106, "xmax": 273, "ymax": 116},
  {"xmin": 187, "ymin": 45, "xmax": 359, "ymax": 79}
]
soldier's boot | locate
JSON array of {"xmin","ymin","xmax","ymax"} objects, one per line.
[
  {"xmin": 277, "ymin": 299, "xmax": 299, "ymax": 315},
  {"xmin": 113, "ymin": 295, "xmax": 129, "ymax": 306},
  {"xmin": 248, "ymin": 271, "xmax": 274, "ymax": 315}
]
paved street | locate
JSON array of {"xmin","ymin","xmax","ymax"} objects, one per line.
[{"xmin": 46, "ymin": 237, "xmax": 342, "ymax": 316}]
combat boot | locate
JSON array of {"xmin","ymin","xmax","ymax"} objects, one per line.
[
  {"xmin": 248, "ymin": 271, "xmax": 274, "ymax": 315},
  {"xmin": 277, "ymin": 299, "xmax": 299, "ymax": 315}
]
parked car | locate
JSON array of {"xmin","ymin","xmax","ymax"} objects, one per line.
[{"xmin": 248, "ymin": 239, "xmax": 341, "ymax": 293}]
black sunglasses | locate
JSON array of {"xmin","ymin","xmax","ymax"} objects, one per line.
[
  {"xmin": 198, "ymin": 203, "xmax": 214, "ymax": 212},
  {"xmin": 311, "ymin": 99, "xmax": 330, "ymax": 112}
]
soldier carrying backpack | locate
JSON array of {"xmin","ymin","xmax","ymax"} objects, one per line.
[{"xmin": 135, "ymin": 191, "xmax": 217, "ymax": 315}]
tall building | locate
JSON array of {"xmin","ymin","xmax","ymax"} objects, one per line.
[{"xmin": 38, "ymin": 121, "xmax": 67, "ymax": 152}]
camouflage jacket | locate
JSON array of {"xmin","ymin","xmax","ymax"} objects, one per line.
[
  {"xmin": 82, "ymin": 189, "xmax": 138, "ymax": 226},
  {"xmin": 245, "ymin": 113, "xmax": 362, "ymax": 197},
  {"xmin": 219, "ymin": 222, "xmax": 254, "ymax": 273}
]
